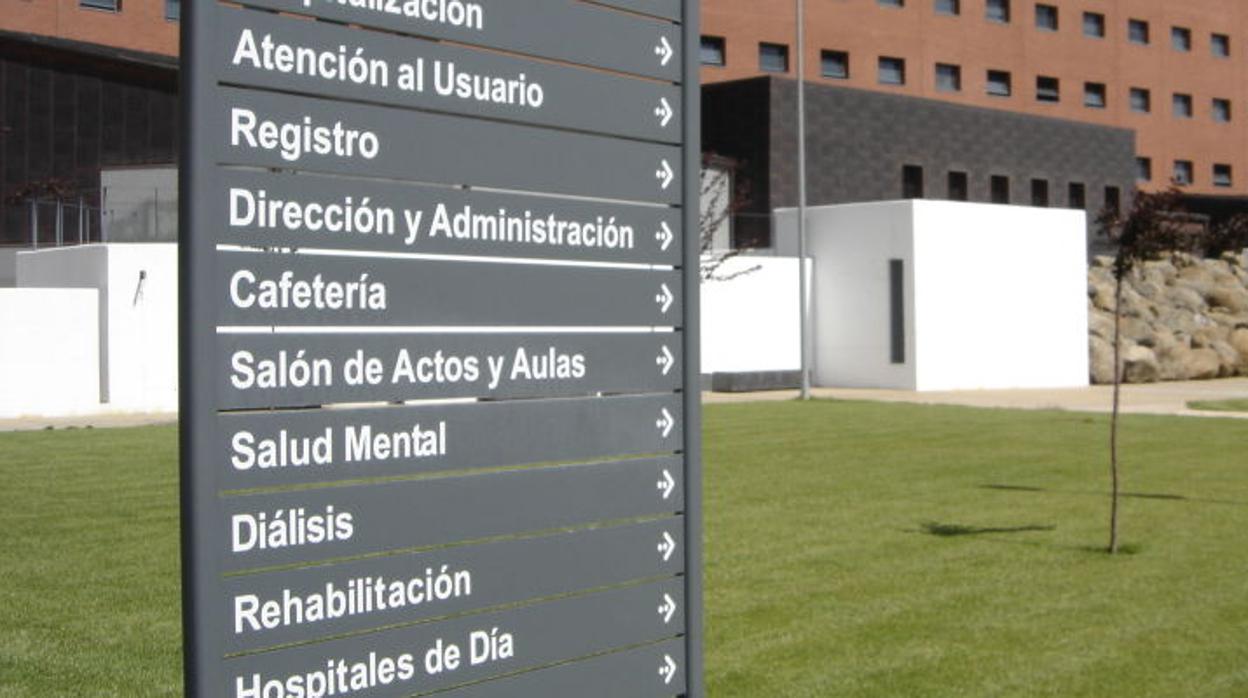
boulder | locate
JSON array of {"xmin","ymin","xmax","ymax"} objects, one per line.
[
  {"xmin": 1205, "ymin": 285, "xmax": 1248, "ymax": 313},
  {"xmin": 1192, "ymin": 326, "xmax": 1230, "ymax": 349},
  {"xmin": 1232, "ymin": 328, "xmax": 1248, "ymax": 362},
  {"xmin": 1210, "ymin": 341, "xmax": 1242, "ymax": 377},
  {"xmin": 1164, "ymin": 284, "xmax": 1207, "ymax": 312},
  {"xmin": 1182, "ymin": 348, "xmax": 1223, "ymax": 380},
  {"xmin": 1088, "ymin": 310, "xmax": 1115, "ymax": 340},
  {"xmin": 1089, "ymin": 335, "xmax": 1115, "ymax": 384},
  {"xmin": 1122, "ymin": 345, "xmax": 1160, "ymax": 383},
  {"xmin": 1089, "ymin": 279, "xmax": 1116, "ymax": 312}
]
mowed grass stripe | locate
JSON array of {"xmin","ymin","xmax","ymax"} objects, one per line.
[{"xmin": 2, "ymin": 402, "xmax": 1246, "ymax": 696}]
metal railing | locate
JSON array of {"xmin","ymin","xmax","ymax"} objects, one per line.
[{"xmin": 2, "ymin": 187, "xmax": 178, "ymax": 249}]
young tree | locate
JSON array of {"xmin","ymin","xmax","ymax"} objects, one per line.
[
  {"xmin": 1094, "ymin": 188, "xmax": 1190, "ymax": 554},
  {"xmin": 699, "ymin": 154, "xmax": 759, "ymax": 281}
]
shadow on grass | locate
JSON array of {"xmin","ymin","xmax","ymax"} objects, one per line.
[
  {"xmin": 980, "ymin": 483, "xmax": 1243, "ymax": 506},
  {"xmin": 920, "ymin": 521, "xmax": 1057, "ymax": 537},
  {"xmin": 1076, "ymin": 543, "xmax": 1146, "ymax": 556}
]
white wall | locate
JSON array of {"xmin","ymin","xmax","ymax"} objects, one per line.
[
  {"xmin": 779, "ymin": 202, "xmax": 917, "ymax": 389},
  {"xmin": 778, "ymin": 200, "xmax": 1089, "ymax": 391},
  {"xmin": 0, "ymin": 289, "xmax": 100, "ymax": 418},
  {"xmin": 911, "ymin": 200, "xmax": 1089, "ymax": 391},
  {"xmin": 700, "ymin": 256, "xmax": 803, "ymax": 374},
  {"xmin": 18, "ymin": 244, "xmax": 178, "ymax": 412}
]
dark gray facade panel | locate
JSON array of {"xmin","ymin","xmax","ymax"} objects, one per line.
[
  {"xmin": 222, "ymin": 518, "xmax": 685, "ymax": 652},
  {"xmin": 437, "ymin": 639, "xmax": 687, "ymax": 697},
  {"xmin": 220, "ymin": 456, "xmax": 684, "ymax": 571},
  {"xmin": 236, "ymin": 0, "xmax": 682, "ymax": 79},
  {"xmin": 221, "ymin": 579, "xmax": 684, "ymax": 698},
  {"xmin": 216, "ymin": 393, "xmax": 683, "ymax": 489},
  {"xmin": 212, "ymin": 170, "xmax": 683, "ymax": 265},
  {"xmin": 703, "ymin": 77, "xmax": 1136, "ymax": 242},
  {"xmin": 214, "ymin": 250, "xmax": 682, "ymax": 327},
  {"xmin": 210, "ymin": 86, "xmax": 683, "ymax": 204},
  {"xmin": 768, "ymin": 79, "xmax": 1136, "ymax": 213},
  {"xmin": 216, "ymin": 332, "xmax": 683, "ymax": 409},
  {"xmin": 216, "ymin": 8, "xmax": 682, "ymax": 144}
]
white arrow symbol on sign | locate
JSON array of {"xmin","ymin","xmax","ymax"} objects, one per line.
[
  {"xmin": 656, "ymin": 408, "xmax": 675, "ymax": 439},
  {"xmin": 659, "ymin": 654, "xmax": 678, "ymax": 685},
  {"xmin": 657, "ymin": 531, "xmax": 677, "ymax": 562},
  {"xmin": 656, "ymin": 345, "xmax": 675, "ymax": 376},
  {"xmin": 655, "ymin": 222, "xmax": 674, "ymax": 251},
  {"xmin": 655, "ymin": 36, "xmax": 674, "ymax": 66},
  {"xmin": 654, "ymin": 97, "xmax": 674, "ymax": 128},
  {"xmin": 656, "ymin": 469, "xmax": 676, "ymax": 499},
  {"xmin": 655, "ymin": 283, "xmax": 674, "ymax": 313},
  {"xmin": 655, "ymin": 159, "xmax": 675, "ymax": 190},
  {"xmin": 658, "ymin": 593, "xmax": 678, "ymax": 624}
]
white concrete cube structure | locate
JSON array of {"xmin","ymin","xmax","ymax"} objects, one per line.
[
  {"xmin": 778, "ymin": 200, "xmax": 1089, "ymax": 391},
  {"xmin": 17, "ymin": 244, "xmax": 178, "ymax": 412},
  {"xmin": 0, "ymin": 289, "xmax": 100, "ymax": 418}
]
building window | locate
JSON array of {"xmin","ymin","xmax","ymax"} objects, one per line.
[
  {"xmin": 1129, "ymin": 87, "xmax": 1151, "ymax": 113},
  {"xmin": 1104, "ymin": 186, "xmax": 1121, "ymax": 215},
  {"xmin": 991, "ymin": 175, "xmax": 1010, "ymax": 204},
  {"xmin": 1173, "ymin": 160, "xmax": 1194, "ymax": 185},
  {"xmin": 1084, "ymin": 82, "xmax": 1106, "ymax": 108},
  {"xmin": 1036, "ymin": 76, "xmax": 1060, "ymax": 103},
  {"xmin": 701, "ymin": 36, "xmax": 726, "ymax": 66},
  {"xmin": 1172, "ymin": 26, "xmax": 1192, "ymax": 52},
  {"xmin": 986, "ymin": 0, "xmax": 1010, "ymax": 23},
  {"xmin": 879, "ymin": 0, "xmax": 905, "ymax": 7},
  {"xmin": 902, "ymin": 165, "xmax": 925, "ymax": 198},
  {"xmin": 1083, "ymin": 12, "xmax": 1105, "ymax": 38},
  {"xmin": 759, "ymin": 43, "xmax": 789, "ymax": 72},
  {"xmin": 986, "ymin": 69, "xmax": 1012, "ymax": 97},
  {"xmin": 822, "ymin": 50, "xmax": 849, "ymax": 79},
  {"xmin": 1213, "ymin": 98, "xmax": 1232, "ymax": 123},
  {"xmin": 1214, "ymin": 164, "xmax": 1233, "ymax": 187},
  {"xmin": 947, "ymin": 171, "xmax": 969, "ymax": 201},
  {"xmin": 1136, "ymin": 157, "xmax": 1152, "ymax": 182},
  {"xmin": 1068, "ymin": 182, "xmax": 1086, "ymax": 209},
  {"xmin": 80, "ymin": 0, "xmax": 120, "ymax": 10},
  {"xmin": 1173, "ymin": 93, "xmax": 1193, "ymax": 118},
  {"xmin": 1212, "ymin": 33, "xmax": 1231, "ymax": 58},
  {"xmin": 1035, "ymin": 4, "xmax": 1058, "ymax": 31},
  {"xmin": 889, "ymin": 260, "xmax": 906, "ymax": 365},
  {"xmin": 879, "ymin": 56, "xmax": 906, "ymax": 85},
  {"xmin": 935, "ymin": 63, "xmax": 962, "ymax": 92},
  {"xmin": 1128, "ymin": 19, "xmax": 1149, "ymax": 45},
  {"xmin": 935, "ymin": 0, "xmax": 960, "ymax": 16},
  {"xmin": 1031, "ymin": 179, "xmax": 1050, "ymax": 207},
  {"xmin": 165, "ymin": 0, "xmax": 179, "ymax": 21}
]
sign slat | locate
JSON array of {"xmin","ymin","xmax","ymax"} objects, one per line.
[
  {"xmin": 221, "ymin": 456, "xmax": 684, "ymax": 571},
  {"xmin": 216, "ymin": 394, "xmax": 683, "ymax": 489},
  {"xmin": 221, "ymin": 518, "xmax": 684, "ymax": 653},
  {"xmin": 216, "ymin": 332, "xmax": 684, "ymax": 409},
  {"xmin": 215, "ymin": 250, "xmax": 682, "ymax": 327},
  {"xmin": 212, "ymin": 170, "xmax": 683, "ymax": 265},
  {"xmin": 211, "ymin": 86, "xmax": 683, "ymax": 204},
  {"xmin": 234, "ymin": 0, "xmax": 682, "ymax": 78}
]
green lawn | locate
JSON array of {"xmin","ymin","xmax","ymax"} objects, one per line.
[
  {"xmin": 1187, "ymin": 399, "xmax": 1248, "ymax": 413},
  {"xmin": 2, "ymin": 403, "xmax": 1247, "ymax": 696}
]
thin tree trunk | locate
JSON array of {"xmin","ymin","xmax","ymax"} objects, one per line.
[{"xmin": 1109, "ymin": 274, "xmax": 1123, "ymax": 555}]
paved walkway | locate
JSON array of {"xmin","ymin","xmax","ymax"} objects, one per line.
[
  {"xmin": 2, "ymin": 379, "xmax": 1245, "ymax": 432},
  {"xmin": 705, "ymin": 377, "xmax": 1248, "ymax": 419},
  {"xmin": 0, "ymin": 412, "xmax": 177, "ymax": 433}
]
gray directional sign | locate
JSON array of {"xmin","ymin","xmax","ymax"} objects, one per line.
[{"xmin": 181, "ymin": 0, "xmax": 701, "ymax": 696}]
